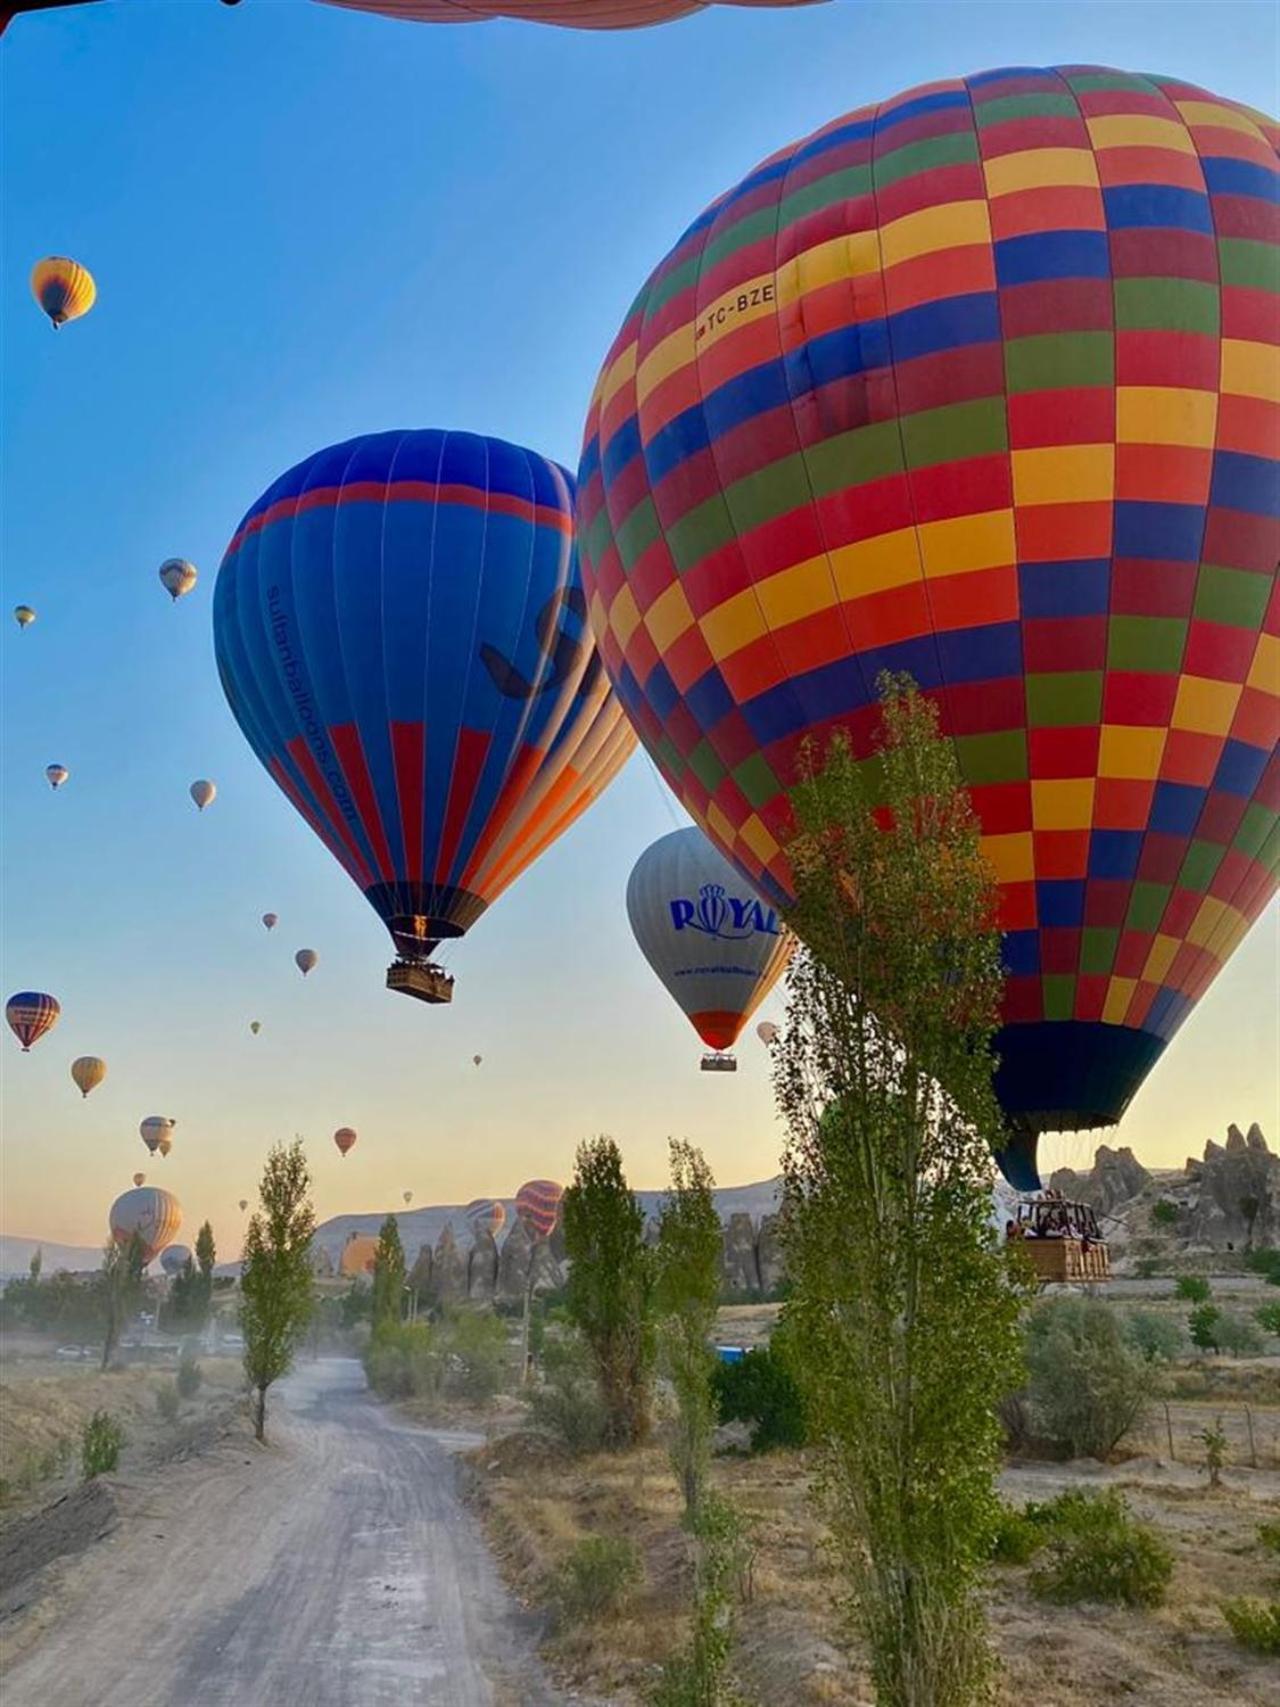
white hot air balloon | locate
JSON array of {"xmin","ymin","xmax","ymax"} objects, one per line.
[
  {"xmin": 626, "ymin": 828, "xmax": 792, "ymax": 1072},
  {"xmin": 295, "ymin": 949, "xmax": 318, "ymax": 977},
  {"xmin": 109, "ymin": 1186, "xmax": 181, "ymax": 1264},
  {"xmin": 190, "ymin": 779, "xmax": 216, "ymax": 811},
  {"xmin": 45, "ymin": 764, "xmax": 69, "ymax": 790},
  {"xmin": 159, "ymin": 558, "xmax": 198, "ymax": 602},
  {"xmin": 140, "ymin": 1115, "xmax": 176, "ymax": 1156}
]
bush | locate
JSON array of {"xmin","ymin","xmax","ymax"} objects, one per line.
[
  {"xmin": 1176, "ymin": 1275, "xmax": 1211, "ymax": 1303},
  {"xmin": 436, "ymin": 1309, "xmax": 509, "ymax": 1403},
  {"xmin": 1257, "ymin": 1519, "xmax": 1280, "ymax": 1557},
  {"xmin": 1022, "ymin": 1296, "xmax": 1155, "ymax": 1460},
  {"xmin": 711, "ymin": 1340, "xmax": 806, "ymax": 1453},
  {"xmin": 527, "ymin": 1331, "xmax": 607, "ymax": 1454},
  {"xmin": 1151, "ymin": 1200, "xmax": 1181, "ymax": 1228},
  {"xmin": 1215, "ymin": 1312, "xmax": 1265, "ymax": 1356},
  {"xmin": 988, "ymin": 1504, "xmax": 1046, "ymax": 1565},
  {"xmin": 364, "ymin": 1320, "xmax": 437, "ymax": 1400},
  {"xmin": 1029, "ymin": 1490, "xmax": 1173, "ymax": 1608},
  {"xmin": 1244, "ymin": 1249, "xmax": 1280, "ymax": 1286},
  {"xmin": 155, "ymin": 1382, "xmax": 181, "ymax": 1423},
  {"xmin": 549, "ymin": 1535, "xmax": 642, "ymax": 1627},
  {"xmin": 1188, "ymin": 1303, "xmax": 1221, "ymax": 1352},
  {"xmin": 176, "ymin": 1349, "xmax": 202, "ymax": 1398},
  {"xmin": 1220, "ymin": 1598, "xmax": 1280, "ymax": 1655},
  {"xmin": 1256, "ymin": 1302, "xmax": 1280, "ymax": 1335},
  {"xmin": 81, "ymin": 1410, "xmax": 126, "ymax": 1479},
  {"xmin": 1123, "ymin": 1309, "xmax": 1185, "ymax": 1363}
]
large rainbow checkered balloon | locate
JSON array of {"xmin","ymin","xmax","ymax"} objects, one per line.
[{"xmin": 578, "ymin": 66, "xmax": 1280, "ymax": 1191}]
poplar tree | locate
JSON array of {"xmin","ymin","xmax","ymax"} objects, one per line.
[{"xmin": 240, "ymin": 1139, "xmax": 315, "ymax": 1442}]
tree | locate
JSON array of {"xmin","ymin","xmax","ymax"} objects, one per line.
[
  {"xmin": 775, "ymin": 678, "xmax": 1030, "ymax": 1707},
  {"xmin": 169, "ymin": 1220, "xmax": 217, "ymax": 1331},
  {"xmin": 240, "ymin": 1139, "xmax": 315, "ymax": 1442},
  {"xmin": 1189, "ymin": 1303, "xmax": 1222, "ymax": 1353},
  {"xmin": 562, "ymin": 1136, "xmax": 653, "ymax": 1450},
  {"xmin": 29, "ymin": 1247, "xmax": 42, "ymax": 1283},
  {"xmin": 100, "ymin": 1233, "xmax": 146, "ymax": 1370},
  {"xmin": 1024, "ymin": 1295, "xmax": 1154, "ymax": 1458},
  {"xmin": 654, "ymin": 1139, "xmax": 723, "ymax": 1517},
  {"xmin": 370, "ymin": 1215, "xmax": 406, "ymax": 1332}
]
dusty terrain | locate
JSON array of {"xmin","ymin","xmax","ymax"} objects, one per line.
[{"xmin": 1, "ymin": 1357, "xmax": 560, "ymax": 1706}]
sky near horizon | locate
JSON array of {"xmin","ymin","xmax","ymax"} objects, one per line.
[{"xmin": 1, "ymin": 0, "xmax": 1277, "ymax": 1258}]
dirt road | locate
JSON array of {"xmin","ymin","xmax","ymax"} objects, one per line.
[{"xmin": 3, "ymin": 1358, "xmax": 560, "ymax": 1706}]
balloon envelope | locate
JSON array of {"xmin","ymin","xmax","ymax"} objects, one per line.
[
  {"xmin": 295, "ymin": 949, "xmax": 318, "ymax": 976},
  {"xmin": 30, "ymin": 256, "xmax": 95, "ymax": 327},
  {"xmin": 71, "ymin": 1055, "xmax": 106, "ymax": 1097},
  {"xmin": 133, "ymin": 1173, "xmax": 146, "ymax": 1187},
  {"xmin": 756, "ymin": 1021, "xmax": 779, "ymax": 1046},
  {"xmin": 334, "ymin": 1126, "xmax": 357, "ymax": 1156},
  {"xmin": 402, "ymin": 1191, "xmax": 413, "ymax": 1205},
  {"xmin": 627, "ymin": 828, "xmax": 791, "ymax": 1051},
  {"xmin": 190, "ymin": 779, "xmax": 216, "ymax": 811},
  {"xmin": 465, "ymin": 1197, "xmax": 506, "ymax": 1239},
  {"xmin": 238, "ymin": 1198, "xmax": 248, "ymax": 1212},
  {"xmin": 212, "ymin": 430, "xmax": 634, "ymax": 973},
  {"xmin": 580, "ymin": 66, "xmax": 1280, "ymax": 1188},
  {"xmin": 262, "ymin": 913, "xmax": 278, "ymax": 930},
  {"xmin": 14, "ymin": 605, "xmax": 36, "ymax": 630},
  {"xmin": 160, "ymin": 1244, "xmax": 192, "ymax": 1276},
  {"xmin": 159, "ymin": 559, "xmax": 198, "ymax": 601},
  {"xmin": 250, "ymin": 1020, "xmax": 261, "ymax": 1035},
  {"xmin": 140, "ymin": 1115, "xmax": 176, "ymax": 1155},
  {"xmin": 156, "ymin": 1135, "xmax": 172, "ymax": 1157},
  {"xmin": 316, "ymin": 0, "xmax": 823, "ymax": 25},
  {"xmin": 6, "ymin": 992, "xmax": 60, "ymax": 1051},
  {"xmin": 45, "ymin": 764, "xmax": 69, "ymax": 790},
  {"xmin": 515, "ymin": 1179, "xmax": 562, "ymax": 1240},
  {"xmin": 109, "ymin": 1187, "xmax": 181, "ymax": 1265}
]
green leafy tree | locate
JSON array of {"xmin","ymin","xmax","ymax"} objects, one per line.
[
  {"xmin": 1176, "ymin": 1274, "xmax": 1211, "ymax": 1304},
  {"xmin": 29, "ymin": 1248, "xmax": 42, "ymax": 1283},
  {"xmin": 775, "ymin": 679, "xmax": 1030, "ymax": 1707},
  {"xmin": 240, "ymin": 1139, "xmax": 315, "ymax": 1441},
  {"xmin": 1024, "ymin": 1295, "xmax": 1155, "ymax": 1458},
  {"xmin": 1189, "ymin": 1302, "xmax": 1221, "ymax": 1353},
  {"xmin": 370, "ymin": 1215, "xmax": 407, "ymax": 1332},
  {"xmin": 562, "ymin": 1136, "xmax": 654, "ymax": 1450},
  {"xmin": 100, "ymin": 1233, "xmax": 146, "ymax": 1370},
  {"xmin": 168, "ymin": 1222, "xmax": 216, "ymax": 1332},
  {"xmin": 654, "ymin": 1140, "xmax": 723, "ymax": 1518}
]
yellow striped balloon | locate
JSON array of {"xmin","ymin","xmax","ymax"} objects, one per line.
[
  {"xmin": 30, "ymin": 257, "xmax": 96, "ymax": 329},
  {"xmin": 70, "ymin": 1056, "xmax": 106, "ymax": 1097}
]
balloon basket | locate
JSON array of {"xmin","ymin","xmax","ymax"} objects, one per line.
[
  {"xmin": 700, "ymin": 1051, "xmax": 737, "ymax": 1073},
  {"xmin": 386, "ymin": 960, "xmax": 454, "ymax": 1004}
]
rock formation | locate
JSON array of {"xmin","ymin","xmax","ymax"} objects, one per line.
[
  {"xmin": 467, "ymin": 1229, "xmax": 499, "ymax": 1304},
  {"xmin": 1186, "ymin": 1124, "xmax": 1277, "ymax": 1251},
  {"xmin": 722, "ymin": 1212, "xmax": 760, "ymax": 1295},
  {"xmin": 407, "ymin": 1244, "xmax": 433, "ymax": 1302},
  {"xmin": 431, "ymin": 1223, "xmax": 467, "ymax": 1304},
  {"xmin": 497, "ymin": 1216, "xmax": 534, "ymax": 1303},
  {"xmin": 1049, "ymin": 1145, "xmax": 1151, "ymax": 1215},
  {"xmin": 756, "ymin": 1214, "xmax": 785, "ymax": 1295}
]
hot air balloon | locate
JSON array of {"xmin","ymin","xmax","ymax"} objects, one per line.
[
  {"xmin": 262, "ymin": 912, "xmax": 278, "ymax": 931},
  {"xmin": 627, "ymin": 828, "xmax": 792, "ymax": 1070},
  {"xmin": 109, "ymin": 1187, "xmax": 181, "ymax": 1265},
  {"xmin": 6, "ymin": 992, "xmax": 60, "ymax": 1051},
  {"xmin": 472, "ymin": 1054, "xmax": 483, "ymax": 1067},
  {"xmin": 402, "ymin": 1190, "xmax": 413, "ymax": 1206},
  {"xmin": 757, "ymin": 1021, "xmax": 779, "ymax": 1046},
  {"xmin": 212, "ymin": 429, "xmax": 635, "ymax": 1005},
  {"xmin": 295, "ymin": 949, "xmax": 318, "ymax": 977},
  {"xmin": 70, "ymin": 1055, "xmax": 106, "ymax": 1097},
  {"xmin": 465, "ymin": 1197, "xmax": 506, "ymax": 1240},
  {"xmin": 515, "ymin": 1179, "xmax": 563, "ymax": 1241},
  {"xmin": 140, "ymin": 1115, "xmax": 176, "ymax": 1156},
  {"xmin": 334, "ymin": 1126, "xmax": 357, "ymax": 1156},
  {"xmin": 314, "ymin": 1, "xmax": 824, "ymax": 26},
  {"xmin": 14, "ymin": 606, "xmax": 36, "ymax": 631},
  {"xmin": 30, "ymin": 257, "xmax": 96, "ymax": 328},
  {"xmin": 160, "ymin": 1244, "xmax": 192, "ymax": 1277},
  {"xmin": 238, "ymin": 1198, "xmax": 249, "ymax": 1212},
  {"xmin": 250, "ymin": 1020, "xmax": 261, "ymax": 1035},
  {"xmin": 580, "ymin": 66, "xmax": 1280, "ymax": 1189},
  {"xmin": 190, "ymin": 779, "xmax": 216, "ymax": 811},
  {"xmin": 45, "ymin": 764, "xmax": 69, "ymax": 791},
  {"xmin": 159, "ymin": 558, "xmax": 198, "ymax": 602},
  {"xmin": 133, "ymin": 1172, "xmax": 146, "ymax": 1187}
]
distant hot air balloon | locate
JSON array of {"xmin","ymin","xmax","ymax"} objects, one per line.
[
  {"xmin": 334, "ymin": 1126, "xmax": 357, "ymax": 1157},
  {"xmin": 627, "ymin": 829, "xmax": 792, "ymax": 1068},
  {"xmin": 756, "ymin": 1022, "xmax": 779, "ymax": 1046},
  {"xmin": 30, "ymin": 256, "xmax": 95, "ymax": 328},
  {"xmin": 158, "ymin": 559, "xmax": 198, "ymax": 602},
  {"xmin": 190, "ymin": 779, "xmax": 216, "ymax": 811},
  {"xmin": 133, "ymin": 1172, "xmax": 146, "ymax": 1187},
  {"xmin": 14, "ymin": 605, "xmax": 36, "ymax": 631},
  {"xmin": 402, "ymin": 1190, "xmax": 413, "ymax": 1206},
  {"xmin": 581, "ymin": 66, "xmax": 1280, "ymax": 1188},
  {"xmin": 160, "ymin": 1244, "xmax": 192, "ymax": 1277},
  {"xmin": 6, "ymin": 992, "xmax": 60, "ymax": 1051},
  {"xmin": 465, "ymin": 1197, "xmax": 506, "ymax": 1240},
  {"xmin": 45, "ymin": 764, "xmax": 69, "ymax": 791},
  {"xmin": 212, "ymin": 430, "xmax": 634, "ymax": 1004},
  {"xmin": 70, "ymin": 1055, "xmax": 106, "ymax": 1097},
  {"xmin": 313, "ymin": 1, "xmax": 824, "ymax": 27},
  {"xmin": 140, "ymin": 1115, "xmax": 176, "ymax": 1156},
  {"xmin": 472, "ymin": 1054, "xmax": 482, "ymax": 1068},
  {"xmin": 238, "ymin": 1198, "xmax": 248, "ymax": 1212},
  {"xmin": 262, "ymin": 913, "xmax": 278, "ymax": 931},
  {"xmin": 157, "ymin": 1134, "xmax": 173, "ymax": 1157},
  {"xmin": 515, "ymin": 1179, "xmax": 562, "ymax": 1241},
  {"xmin": 109, "ymin": 1187, "xmax": 181, "ymax": 1265},
  {"xmin": 249, "ymin": 1020, "xmax": 261, "ymax": 1035},
  {"xmin": 295, "ymin": 949, "xmax": 318, "ymax": 977}
]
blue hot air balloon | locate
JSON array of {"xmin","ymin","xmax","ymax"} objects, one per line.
[{"xmin": 212, "ymin": 431, "xmax": 634, "ymax": 1001}]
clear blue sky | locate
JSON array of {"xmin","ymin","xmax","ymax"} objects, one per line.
[{"xmin": 2, "ymin": 0, "xmax": 1276, "ymax": 1255}]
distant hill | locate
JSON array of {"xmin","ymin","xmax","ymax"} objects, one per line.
[
  {"xmin": 0, "ymin": 1235, "xmax": 103, "ymax": 1279},
  {"xmin": 311, "ymin": 1177, "xmax": 783, "ymax": 1265}
]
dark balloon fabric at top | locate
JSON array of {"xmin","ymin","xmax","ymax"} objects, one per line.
[
  {"xmin": 316, "ymin": 1, "xmax": 824, "ymax": 28},
  {"xmin": 213, "ymin": 431, "xmax": 635, "ymax": 963},
  {"xmin": 578, "ymin": 67, "xmax": 1280, "ymax": 1188}
]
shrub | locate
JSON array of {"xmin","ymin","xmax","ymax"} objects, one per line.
[
  {"xmin": 988, "ymin": 1504, "xmax": 1046, "ymax": 1565},
  {"xmin": 1022, "ymin": 1295, "xmax": 1155, "ymax": 1459},
  {"xmin": 176, "ymin": 1349, "xmax": 203, "ymax": 1398},
  {"xmin": 1176, "ymin": 1275, "xmax": 1211, "ymax": 1303},
  {"xmin": 1029, "ymin": 1490, "xmax": 1173, "ymax": 1608},
  {"xmin": 155, "ymin": 1382, "xmax": 181, "ymax": 1423},
  {"xmin": 1220, "ymin": 1598, "xmax": 1280, "ymax": 1656},
  {"xmin": 436, "ymin": 1309, "xmax": 509, "ymax": 1403},
  {"xmin": 81, "ymin": 1410, "xmax": 126, "ymax": 1479},
  {"xmin": 549, "ymin": 1535, "xmax": 642, "ymax": 1627},
  {"xmin": 527, "ymin": 1331, "xmax": 607, "ymax": 1454},
  {"xmin": 1123, "ymin": 1309, "xmax": 1185, "ymax": 1363},
  {"xmin": 1215, "ymin": 1312, "xmax": 1265, "ymax": 1357},
  {"xmin": 1256, "ymin": 1302, "xmax": 1280, "ymax": 1335},
  {"xmin": 1244, "ymin": 1249, "xmax": 1280, "ymax": 1286},
  {"xmin": 1151, "ymin": 1200, "xmax": 1181, "ymax": 1228},
  {"xmin": 711, "ymin": 1340, "xmax": 806, "ymax": 1453},
  {"xmin": 1199, "ymin": 1416, "xmax": 1228, "ymax": 1488},
  {"xmin": 364, "ymin": 1320, "xmax": 437, "ymax": 1400},
  {"xmin": 650, "ymin": 1493, "xmax": 749, "ymax": 1707},
  {"xmin": 1188, "ymin": 1303, "xmax": 1221, "ymax": 1352},
  {"xmin": 1257, "ymin": 1519, "xmax": 1280, "ymax": 1557}
]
